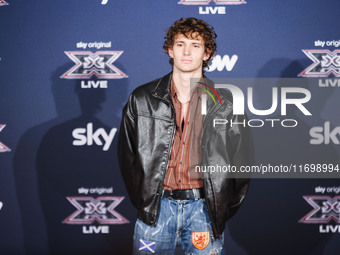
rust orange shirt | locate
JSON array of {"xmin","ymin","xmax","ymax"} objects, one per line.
[{"xmin": 163, "ymin": 80, "xmax": 204, "ymax": 190}]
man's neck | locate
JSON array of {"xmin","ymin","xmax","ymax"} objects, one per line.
[{"xmin": 172, "ymin": 69, "xmax": 202, "ymax": 101}]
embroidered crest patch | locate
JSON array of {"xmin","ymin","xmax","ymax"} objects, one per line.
[{"xmin": 192, "ymin": 231, "xmax": 210, "ymax": 250}]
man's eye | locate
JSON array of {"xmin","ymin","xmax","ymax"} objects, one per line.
[{"xmin": 176, "ymin": 43, "xmax": 182, "ymax": 47}]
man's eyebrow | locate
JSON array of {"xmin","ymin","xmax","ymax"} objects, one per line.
[{"xmin": 174, "ymin": 40, "xmax": 202, "ymax": 44}]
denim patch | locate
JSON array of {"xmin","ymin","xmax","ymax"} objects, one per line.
[
  {"xmin": 139, "ymin": 239, "xmax": 155, "ymax": 253},
  {"xmin": 192, "ymin": 231, "xmax": 210, "ymax": 250}
]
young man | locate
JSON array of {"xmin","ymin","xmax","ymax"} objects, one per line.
[{"xmin": 118, "ymin": 18, "xmax": 253, "ymax": 254}]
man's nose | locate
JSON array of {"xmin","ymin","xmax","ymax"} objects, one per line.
[{"xmin": 184, "ymin": 46, "xmax": 191, "ymax": 55}]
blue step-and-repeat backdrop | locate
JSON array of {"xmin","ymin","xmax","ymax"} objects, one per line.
[{"xmin": 1, "ymin": 0, "xmax": 340, "ymax": 254}]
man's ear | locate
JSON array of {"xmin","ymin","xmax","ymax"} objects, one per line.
[
  {"xmin": 203, "ymin": 50, "xmax": 210, "ymax": 61},
  {"xmin": 168, "ymin": 47, "xmax": 174, "ymax": 58}
]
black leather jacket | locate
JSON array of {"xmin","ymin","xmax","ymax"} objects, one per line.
[{"xmin": 118, "ymin": 72, "xmax": 254, "ymax": 238}]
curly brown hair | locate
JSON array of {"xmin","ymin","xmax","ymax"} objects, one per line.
[{"xmin": 163, "ymin": 17, "xmax": 217, "ymax": 70}]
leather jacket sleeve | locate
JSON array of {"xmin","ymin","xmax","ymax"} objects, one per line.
[
  {"xmin": 118, "ymin": 94, "xmax": 140, "ymax": 208},
  {"xmin": 228, "ymin": 113, "xmax": 254, "ymax": 218}
]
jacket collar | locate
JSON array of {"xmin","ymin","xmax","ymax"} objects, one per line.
[
  {"xmin": 152, "ymin": 72, "xmax": 216, "ymax": 103},
  {"xmin": 152, "ymin": 72, "xmax": 172, "ymax": 103}
]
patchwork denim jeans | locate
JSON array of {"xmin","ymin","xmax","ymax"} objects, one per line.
[{"xmin": 133, "ymin": 197, "xmax": 224, "ymax": 255}]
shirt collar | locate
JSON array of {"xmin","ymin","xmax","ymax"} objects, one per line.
[{"xmin": 170, "ymin": 76, "xmax": 205, "ymax": 102}]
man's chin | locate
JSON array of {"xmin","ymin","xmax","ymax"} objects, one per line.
[{"xmin": 175, "ymin": 66, "xmax": 202, "ymax": 73}]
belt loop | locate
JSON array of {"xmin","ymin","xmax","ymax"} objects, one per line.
[{"xmin": 193, "ymin": 189, "xmax": 198, "ymax": 200}]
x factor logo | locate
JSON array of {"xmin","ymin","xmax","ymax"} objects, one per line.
[
  {"xmin": 300, "ymin": 196, "xmax": 340, "ymax": 224},
  {"xmin": 61, "ymin": 51, "xmax": 128, "ymax": 79},
  {"xmin": 0, "ymin": 0, "xmax": 8, "ymax": 6},
  {"xmin": 63, "ymin": 196, "xmax": 129, "ymax": 224},
  {"xmin": 178, "ymin": 0, "xmax": 246, "ymax": 5},
  {"xmin": 299, "ymin": 50, "xmax": 340, "ymax": 77},
  {"xmin": 0, "ymin": 125, "xmax": 11, "ymax": 153}
]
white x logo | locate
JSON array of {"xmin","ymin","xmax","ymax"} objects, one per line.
[
  {"xmin": 0, "ymin": 125, "xmax": 10, "ymax": 152},
  {"xmin": 139, "ymin": 239, "xmax": 155, "ymax": 253}
]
